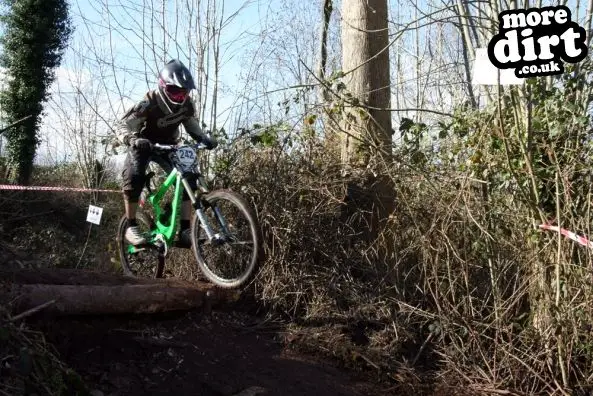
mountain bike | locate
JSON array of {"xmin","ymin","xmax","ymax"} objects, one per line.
[{"xmin": 116, "ymin": 142, "xmax": 262, "ymax": 289}]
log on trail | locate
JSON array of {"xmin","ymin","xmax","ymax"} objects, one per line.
[
  {"xmin": 0, "ymin": 267, "xmax": 169, "ymax": 286},
  {"xmin": 0, "ymin": 268, "xmax": 240, "ymax": 317}
]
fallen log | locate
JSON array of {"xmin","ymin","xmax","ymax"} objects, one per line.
[
  {"xmin": 4, "ymin": 283, "xmax": 229, "ymax": 316},
  {"xmin": 0, "ymin": 268, "xmax": 240, "ymax": 317},
  {"xmin": 0, "ymin": 267, "xmax": 170, "ymax": 286}
]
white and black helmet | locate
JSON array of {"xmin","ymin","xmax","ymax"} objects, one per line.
[{"xmin": 157, "ymin": 59, "xmax": 196, "ymax": 108}]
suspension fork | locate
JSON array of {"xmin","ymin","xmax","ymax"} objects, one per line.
[
  {"xmin": 212, "ymin": 206, "xmax": 232, "ymax": 236},
  {"xmin": 198, "ymin": 176, "xmax": 232, "ymax": 235},
  {"xmin": 181, "ymin": 177, "xmax": 217, "ymax": 241}
]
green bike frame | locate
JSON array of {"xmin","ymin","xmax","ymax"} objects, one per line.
[
  {"xmin": 126, "ymin": 157, "xmax": 220, "ymax": 255},
  {"xmin": 127, "ymin": 168, "xmax": 184, "ymax": 254}
]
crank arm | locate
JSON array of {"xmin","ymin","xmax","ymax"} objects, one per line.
[{"xmin": 128, "ymin": 241, "xmax": 165, "ymax": 254}]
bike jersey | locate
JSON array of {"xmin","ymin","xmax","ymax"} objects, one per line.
[{"xmin": 116, "ymin": 89, "xmax": 206, "ymax": 145}]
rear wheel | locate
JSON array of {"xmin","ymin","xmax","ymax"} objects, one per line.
[
  {"xmin": 116, "ymin": 210, "xmax": 165, "ymax": 278},
  {"xmin": 190, "ymin": 189, "xmax": 262, "ymax": 289}
]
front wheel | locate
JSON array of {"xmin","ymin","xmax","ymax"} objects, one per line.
[{"xmin": 190, "ymin": 189, "xmax": 262, "ymax": 289}]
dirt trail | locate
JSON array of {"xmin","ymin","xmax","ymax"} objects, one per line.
[{"xmin": 30, "ymin": 307, "xmax": 396, "ymax": 396}]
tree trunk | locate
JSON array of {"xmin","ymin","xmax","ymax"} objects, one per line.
[
  {"xmin": 317, "ymin": 0, "xmax": 333, "ymax": 104},
  {"xmin": 1, "ymin": 268, "xmax": 239, "ymax": 316},
  {"xmin": 318, "ymin": 0, "xmax": 342, "ymax": 159},
  {"xmin": 339, "ymin": 0, "xmax": 395, "ymax": 267},
  {"xmin": 340, "ymin": 0, "xmax": 392, "ymax": 168}
]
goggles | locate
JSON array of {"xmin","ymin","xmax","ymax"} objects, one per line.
[{"xmin": 159, "ymin": 78, "xmax": 188, "ymax": 103}]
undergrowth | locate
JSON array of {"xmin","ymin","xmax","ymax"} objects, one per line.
[
  {"xmin": 0, "ymin": 167, "xmax": 122, "ymax": 395},
  {"xmin": 0, "ymin": 305, "xmax": 89, "ymax": 396},
  {"xmin": 212, "ymin": 80, "xmax": 593, "ymax": 395}
]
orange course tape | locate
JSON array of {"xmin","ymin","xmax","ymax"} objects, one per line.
[{"xmin": 539, "ymin": 223, "xmax": 593, "ymax": 249}]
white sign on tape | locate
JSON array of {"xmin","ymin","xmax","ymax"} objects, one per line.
[{"xmin": 87, "ymin": 205, "xmax": 103, "ymax": 225}]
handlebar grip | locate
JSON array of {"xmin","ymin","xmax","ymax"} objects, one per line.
[{"xmin": 153, "ymin": 143, "xmax": 177, "ymax": 150}]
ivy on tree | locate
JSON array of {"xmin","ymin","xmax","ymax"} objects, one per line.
[{"xmin": 0, "ymin": 0, "xmax": 72, "ymax": 184}]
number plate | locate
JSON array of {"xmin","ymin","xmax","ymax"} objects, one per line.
[{"xmin": 173, "ymin": 146, "xmax": 197, "ymax": 171}]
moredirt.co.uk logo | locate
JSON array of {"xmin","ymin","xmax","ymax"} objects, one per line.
[{"xmin": 487, "ymin": 6, "xmax": 588, "ymax": 78}]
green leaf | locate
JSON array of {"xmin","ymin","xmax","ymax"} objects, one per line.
[
  {"xmin": 399, "ymin": 117, "xmax": 414, "ymax": 132},
  {"xmin": 549, "ymin": 127, "xmax": 561, "ymax": 137},
  {"xmin": 529, "ymin": 233, "xmax": 540, "ymax": 243},
  {"xmin": 531, "ymin": 116, "xmax": 543, "ymax": 131},
  {"xmin": 330, "ymin": 70, "xmax": 345, "ymax": 80}
]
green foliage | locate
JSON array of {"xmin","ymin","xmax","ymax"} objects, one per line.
[
  {"xmin": 250, "ymin": 127, "xmax": 279, "ymax": 147},
  {"xmin": 0, "ymin": 0, "xmax": 73, "ymax": 184},
  {"xmin": 409, "ymin": 64, "xmax": 593, "ymax": 222},
  {"xmin": 246, "ymin": 121, "xmax": 291, "ymax": 148},
  {"xmin": 398, "ymin": 117, "xmax": 429, "ymax": 166}
]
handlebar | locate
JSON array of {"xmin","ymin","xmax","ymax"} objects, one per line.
[
  {"xmin": 152, "ymin": 143, "xmax": 177, "ymax": 151},
  {"xmin": 152, "ymin": 142, "xmax": 208, "ymax": 151}
]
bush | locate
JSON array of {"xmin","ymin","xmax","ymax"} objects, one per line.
[{"xmin": 212, "ymin": 86, "xmax": 593, "ymax": 393}]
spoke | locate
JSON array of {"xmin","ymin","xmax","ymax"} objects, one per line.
[{"xmin": 226, "ymin": 241, "xmax": 253, "ymax": 246}]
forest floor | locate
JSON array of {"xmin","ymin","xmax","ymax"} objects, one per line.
[
  {"xmin": 0, "ymin": 191, "xmax": 463, "ymax": 396},
  {"xmin": 28, "ymin": 305, "xmax": 399, "ymax": 396}
]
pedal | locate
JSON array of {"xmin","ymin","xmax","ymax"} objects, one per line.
[
  {"xmin": 129, "ymin": 246, "xmax": 147, "ymax": 254},
  {"xmin": 127, "ymin": 241, "xmax": 153, "ymax": 254}
]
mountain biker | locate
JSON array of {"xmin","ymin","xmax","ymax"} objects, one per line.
[{"xmin": 115, "ymin": 59, "xmax": 218, "ymax": 247}]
